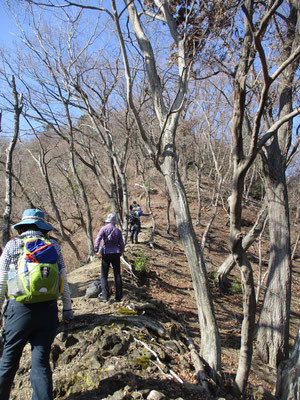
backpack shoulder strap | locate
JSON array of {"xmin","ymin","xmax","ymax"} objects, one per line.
[{"xmin": 106, "ymin": 227, "xmax": 116, "ymax": 241}]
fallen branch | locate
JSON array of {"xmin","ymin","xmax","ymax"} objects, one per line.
[
  {"xmin": 187, "ymin": 336, "xmax": 210, "ymax": 394},
  {"xmin": 135, "ymin": 338, "xmax": 206, "ymax": 394},
  {"xmin": 121, "ymin": 255, "xmax": 137, "ymax": 279},
  {"xmin": 135, "ymin": 338, "xmax": 184, "ymax": 382},
  {"xmin": 62, "ymin": 313, "xmax": 165, "ymax": 337}
]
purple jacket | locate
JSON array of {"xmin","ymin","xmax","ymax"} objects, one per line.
[{"xmin": 94, "ymin": 223, "xmax": 125, "ymax": 255}]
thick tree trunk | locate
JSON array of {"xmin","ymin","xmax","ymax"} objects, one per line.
[
  {"xmin": 257, "ymin": 169, "xmax": 291, "ymax": 367},
  {"xmin": 162, "ymin": 153, "xmax": 221, "ymax": 374},
  {"xmin": 120, "ymin": 0, "xmax": 221, "ymax": 375},
  {"xmin": 257, "ymin": 0, "xmax": 298, "ymax": 367}
]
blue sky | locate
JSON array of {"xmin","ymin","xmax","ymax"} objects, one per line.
[
  {"xmin": 0, "ymin": 2, "xmax": 299, "ymax": 140},
  {"xmin": 0, "ymin": 2, "xmax": 19, "ymax": 49},
  {"xmin": 0, "ymin": 3, "xmax": 19, "ymax": 135}
]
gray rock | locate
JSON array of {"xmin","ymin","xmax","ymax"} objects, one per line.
[
  {"xmin": 147, "ymin": 389, "xmax": 166, "ymax": 400},
  {"xmin": 85, "ymin": 279, "xmax": 102, "ymax": 298}
]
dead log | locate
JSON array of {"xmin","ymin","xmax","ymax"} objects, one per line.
[
  {"xmin": 187, "ymin": 336, "xmax": 210, "ymax": 394},
  {"xmin": 62, "ymin": 313, "xmax": 165, "ymax": 337}
]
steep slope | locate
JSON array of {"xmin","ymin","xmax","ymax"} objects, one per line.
[{"xmin": 5, "ymin": 187, "xmax": 300, "ymax": 399}]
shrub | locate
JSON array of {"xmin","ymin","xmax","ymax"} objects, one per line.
[
  {"xmin": 134, "ymin": 250, "xmax": 149, "ymax": 274},
  {"xmin": 231, "ymin": 275, "xmax": 242, "ymax": 294}
]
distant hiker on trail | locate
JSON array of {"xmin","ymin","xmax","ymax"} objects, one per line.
[
  {"xmin": 0, "ymin": 208, "xmax": 74, "ymax": 400},
  {"xmin": 94, "ymin": 213, "xmax": 125, "ymax": 303},
  {"xmin": 130, "ymin": 200, "xmax": 140, "ymax": 212},
  {"xmin": 129, "ymin": 206, "xmax": 152, "ymax": 244},
  {"xmin": 128, "ymin": 209, "xmax": 140, "ymax": 244}
]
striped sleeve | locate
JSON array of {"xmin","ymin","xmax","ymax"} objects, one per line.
[
  {"xmin": 50, "ymin": 239, "xmax": 73, "ymax": 311},
  {"xmin": 0, "ymin": 239, "xmax": 21, "ymax": 311}
]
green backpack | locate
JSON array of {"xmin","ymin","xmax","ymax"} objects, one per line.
[{"xmin": 7, "ymin": 236, "xmax": 63, "ymax": 303}]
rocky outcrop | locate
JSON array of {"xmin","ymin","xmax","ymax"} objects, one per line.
[{"xmin": 8, "ymin": 262, "xmax": 212, "ymax": 400}]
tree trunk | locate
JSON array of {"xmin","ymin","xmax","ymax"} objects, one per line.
[
  {"xmin": 230, "ymin": 2, "xmax": 257, "ymax": 393},
  {"xmin": 69, "ymin": 127, "xmax": 94, "ymax": 258},
  {"xmin": 257, "ymin": 0, "xmax": 299, "ymax": 367},
  {"xmin": 2, "ymin": 76, "xmax": 22, "ymax": 247},
  {"xmin": 195, "ymin": 166, "xmax": 202, "ymax": 225},
  {"xmin": 119, "ymin": 0, "xmax": 222, "ymax": 374},
  {"xmin": 257, "ymin": 163, "xmax": 291, "ymax": 366},
  {"xmin": 162, "ymin": 150, "xmax": 221, "ymax": 374},
  {"xmin": 217, "ymin": 203, "xmax": 268, "ymax": 289},
  {"xmin": 233, "ymin": 253, "xmax": 256, "ymax": 396},
  {"xmin": 276, "ymin": 328, "xmax": 300, "ymax": 400}
]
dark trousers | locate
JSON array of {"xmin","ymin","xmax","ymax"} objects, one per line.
[
  {"xmin": 0, "ymin": 299, "xmax": 59, "ymax": 400},
  {"xmin": 101, "ymin": 254, "xmax": 123, "ymax": 301},
  {"xmin": 130, "ymin": 229, "xmax": 139, "ymax": 243}
]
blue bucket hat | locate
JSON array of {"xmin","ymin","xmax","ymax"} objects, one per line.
[{"xmin": 12, "ymin": 209, "xmax": 54, "ymax": 231}]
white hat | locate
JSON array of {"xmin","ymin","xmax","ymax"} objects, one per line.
[{"xmin": 105, "ymin": 213, "xmax": 117, "ymax": 224}]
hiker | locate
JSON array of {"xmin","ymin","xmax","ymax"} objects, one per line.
[
  {"xmin": 94, "ymin": 213, "xmax": 125, "ymax": 303},
  {"xmin": 130, "ymin": 206, "xmax": 152, "ymax": 244},
  {"xmin": 0, "ymin": 208, "xmax": 74, "ymax": 400},
  {"xmin": 130, "ymin": 200, "xmax": 140, "ymax": 212},
  {"xmin": 128, "ymin": 209, "xmax": 140, "ymax": 244}
]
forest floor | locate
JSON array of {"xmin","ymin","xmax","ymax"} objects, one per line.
[
  {"xmin": 64, "ymin": 188, "xmax": 300, "ymax": 397},
  {"xmin": 119, "ymin": 192, "xmax": 300, "ymax": 395}
]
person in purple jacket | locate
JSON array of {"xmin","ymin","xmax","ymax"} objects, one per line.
[{"xmin": 94, "ymin": 213, "xmax": 125, "ymax": 302}]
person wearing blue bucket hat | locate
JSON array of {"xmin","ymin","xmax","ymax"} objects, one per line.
[
  {"xmin": 12, "ymin": 208, "xmax": 54, "ymax": 231},
  {"xmin": 0, "ymin": 209, "xmax": 74, "ymax": 400}
]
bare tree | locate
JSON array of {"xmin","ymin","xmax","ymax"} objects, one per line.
[
  {"xmin": 2, "ymin": 76, "xmax": 22, "ymax": 247},
  {"xmin": 257, "ymin": 0, "xmax": 300, "ymax": 368},
  {"xmin": 5, "ymin": 0, "xmax": 300, "ymax": 393},
  {"xmin": 24, "ymin": 132, "xmax": 81, "ymax": 260},
  {"xmin": 5, "ymin": 5, "xmax": 134, "ymax": 258},
  {"xmin": 226, "ymin": 1, "xmax": 300, "ymax": 394},
  {"xmin": 114, "ymin": 0, "xmax": 221, "ymax": 375}
]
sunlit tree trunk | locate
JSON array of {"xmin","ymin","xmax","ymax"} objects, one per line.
[
  {"xmin": 2, "ymin": 76, "xmax": 22, "ymax": 247},
  {"xmin": 115, "ymin": 0, "xmax": 221, "ymax": 374},
  {"xmin": 257, "ymin": 0, "xmax": 299, "ymax": 367},
  {"xmin": 229, "ymin": 2, "xmax": 257, "ymax": 394}
]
